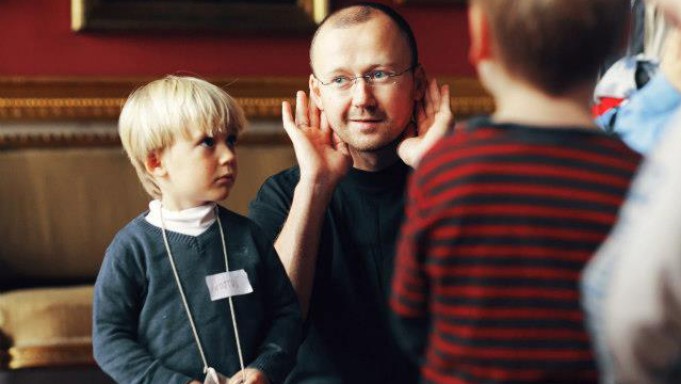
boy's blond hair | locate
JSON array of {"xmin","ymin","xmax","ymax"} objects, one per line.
[
  {"xmin": 472, "ymin": 0, "xmax": 629, "ymax": 95},
  {"xmin": 119, "ymin": 75, "xmax": 246, "ymax": 199}
]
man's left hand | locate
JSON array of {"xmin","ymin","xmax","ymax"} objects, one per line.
[{"xmin": 397, "ymin": 78, "xmax": 454, "ymax": 168}]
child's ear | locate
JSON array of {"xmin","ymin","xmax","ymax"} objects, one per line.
[
  {"xmin": 468, "ymin": 2, "xmax": 492, "ymax": 65},
  {"xmin": 309, "ymin": 74, "xmax": 324, "ymax": 111},
  {"xmin": 145, "ymin": 151, "xmax": 166, "ymax": 177}
]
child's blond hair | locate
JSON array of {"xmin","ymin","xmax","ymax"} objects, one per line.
[{"xmin": 119, "ymin": 75, "xmax": 246, "ymax": 199}]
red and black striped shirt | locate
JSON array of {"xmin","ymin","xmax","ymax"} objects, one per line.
[{"xmin": 391, "ymin": 118, "xmax": 641, "ymax": 384}]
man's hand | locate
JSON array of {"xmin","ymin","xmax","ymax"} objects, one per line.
[
  {"xmin": 228, "ymin": 368, "xmax": 269, "ymax": 384},
  {"xmin": 397, "ymin": 78, "xmax": 453, "ymax": 168},
  {"xmin": 282, "ymin": 91, "xmax": 352, "ymax": 187},
  {"xmin": 277, "ymin": 91, "xmax": 353, "ymax": 316}
]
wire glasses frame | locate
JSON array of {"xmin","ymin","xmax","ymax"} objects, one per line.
[{"xmin": 314, "ymin": 64, "xmax": 419, "ymax": 93}]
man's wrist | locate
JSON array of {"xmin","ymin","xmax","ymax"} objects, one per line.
[{"xmin": 295, "ymin": 178, "xmax": 337, "ymax": 204}]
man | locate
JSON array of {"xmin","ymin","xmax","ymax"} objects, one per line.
[{"xmin": 248, "ymin": 3, "xmax": 452, "ymax": 383}]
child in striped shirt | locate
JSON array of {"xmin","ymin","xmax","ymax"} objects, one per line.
[{"xmin": 390, "ymin": 1, "xmax": 641, "ymax": 383}]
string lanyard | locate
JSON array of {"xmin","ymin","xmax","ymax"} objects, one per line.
[{"xmin": 160, "ymin": 205, "xmax": 247, "ymax": 383}]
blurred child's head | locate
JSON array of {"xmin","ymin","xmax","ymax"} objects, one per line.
[
  {"xmin": 119, "ymin": 75, "xmax": 246, "ymax": 208},
  {"xmin": 469, "ymin": 0, "xmax": 629, "ymax": 96}
]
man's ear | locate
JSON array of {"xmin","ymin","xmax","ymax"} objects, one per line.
[
  {"xmin": 309, "ymin": 74, "xmax": 324, "ymax": 110},
  {"xmin": 145, "ymin": 150, "xmax": 166, "ymax": 177},
  {"xmin": 413, "ymin": 65, "xmax": 427, "ymax": 101},
  {"xmin": 468, "ymin": 2, "xmax": 492, "ymax": 66}
]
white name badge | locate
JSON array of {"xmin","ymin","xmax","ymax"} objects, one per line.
[{"xmin": 205, "ymin": 269, "xmax": 253, "ymax": 301}]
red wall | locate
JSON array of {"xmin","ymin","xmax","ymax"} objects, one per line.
[{"xmin": 0, "ymin": 0, "xmax": 473, "ymax": 77}]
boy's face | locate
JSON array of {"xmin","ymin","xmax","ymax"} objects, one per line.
[{"xmin": 154, "ymin": 128, "xmax": 237, "ymax": 211}]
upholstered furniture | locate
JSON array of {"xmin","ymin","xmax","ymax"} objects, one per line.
[{"xmin": 0, "ymin": 143, "xmax": 295, "ymax": 383}]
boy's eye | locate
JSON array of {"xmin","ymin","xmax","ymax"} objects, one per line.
[
  {"xmin": 200, "ymin": 137, "xmax": 216, "ymax": 148},
  {"xmin": 226, "ymin": 134, "xmax": 238, "ymax": 148}
]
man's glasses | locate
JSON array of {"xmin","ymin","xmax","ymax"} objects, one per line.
[{"xmin": 314, "ymin": 64, "xmax": 418, "ymax": 93}]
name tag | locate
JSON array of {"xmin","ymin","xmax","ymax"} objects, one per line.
[{"xmin": 205, "ymin": 269, "xmax": 253, "ymax": 301}]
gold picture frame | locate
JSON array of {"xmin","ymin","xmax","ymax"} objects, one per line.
[
  {"xmin": 394, "ymin": 0, "xmax": 466, "ymax": 4},
  {"xmin": 0, "ymin": 76, "xmax": 493, "ymax": 149},
  {"xmin": 72, "ymin": 0, "xmax": 329, "ymax": 34}
]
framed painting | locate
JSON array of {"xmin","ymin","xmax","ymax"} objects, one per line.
[
  {"xmin": 0, "ymin": 76, "xmax": 493, "ymax": 148},
  {"xmin": 394, "ymin": 0, "xmax": 466, "ymax": 4},
  {"xmin": 72, "ymin": 0, "xmax": 329, "ymax": 34}
]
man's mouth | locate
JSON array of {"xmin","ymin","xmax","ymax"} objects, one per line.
[{"xmin": 349, "ymin": 117, "xmax": 385, "ymax": 127}]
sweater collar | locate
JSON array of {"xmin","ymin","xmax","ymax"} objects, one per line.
[{"xmin": 145, "ymin": 200, "xmax": 217, "ymax": 237}]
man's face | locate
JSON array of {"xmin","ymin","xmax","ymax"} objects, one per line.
[{"xmin": 310, "ymin": 15, "xmax": 423, "ymax": 153}]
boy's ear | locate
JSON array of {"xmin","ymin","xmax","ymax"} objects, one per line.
[
  {"xmin": 309, "ymin": 74, "xmax": 324, "ymax": 111},
  {"xmin": 468, "ymin": 2, "xmax": 493, "ymax": 65},
  {"xmin": 145, "ymin": 151, "xmax": 166, "ymax": 177}
]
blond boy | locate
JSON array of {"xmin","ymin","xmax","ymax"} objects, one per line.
[{"xmin": 93, "ymin": 75, "xmax": 301, "ymax": 384}]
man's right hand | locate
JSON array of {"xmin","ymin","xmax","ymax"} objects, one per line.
[
  {"xmin": 282, "ymin": 91, "xmax": 352, "ymax": 190},
  {"xmin": 277, "ymin": 91, "xmax": 352, "ymax": 317}
]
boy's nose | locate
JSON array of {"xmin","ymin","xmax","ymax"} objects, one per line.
[{"xmin": 218, "ymin": 145, "xmax": 236, "ymax": 164}]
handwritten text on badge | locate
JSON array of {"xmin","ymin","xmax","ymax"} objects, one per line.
[{"xmin": 205, "ymin": 269, "xmax": 253, "ymax": 301}]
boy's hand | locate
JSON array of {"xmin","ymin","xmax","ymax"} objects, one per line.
[
  {"xmin": 227, "ymin": 368, "xmax": 269, "ymax": 384},
  {"xmin": 398, "ymin": 78, "xmax": 453, "ymax": 168},
  {"xmin": 281, "ymin": 91, "xmax": 352, "ymax": 188}
]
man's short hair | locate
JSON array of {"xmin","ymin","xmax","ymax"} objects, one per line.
[
  {"xmin": 118, "ymin": 75, "xmax": 246, "ymax": 199},
  {"xmin": 310, "ymin": 2, "xmax": 419, "ymax": 70},
  {"xmin": 473, "ymin": 0, "xmax": 629, "ymax": 95}
]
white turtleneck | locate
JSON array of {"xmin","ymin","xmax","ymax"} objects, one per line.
[{"xmin": 145, "ymin": 200, "xmax": 216, "ymax": 237}]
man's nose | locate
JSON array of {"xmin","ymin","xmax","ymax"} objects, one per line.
[{"xmin": 350, "ymin": 77, "xmax": 377, "ymax": 108}]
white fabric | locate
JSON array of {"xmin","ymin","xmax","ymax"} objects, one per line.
[
  {"xmin": 594, "ymin": 55, "xmax": 658, "ymax": 100},
  {"xmin": 145, "ymin": 200, "xmax": 216, "ymax": 236},
  {"xmin": 644, "ymin": 5, "xmax": 671, "ymax": 59},
  {"xmin": 601, "ymin": 111, "xmax": 681, "ymax": 383}
]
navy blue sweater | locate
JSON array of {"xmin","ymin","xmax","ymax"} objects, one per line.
[{"xmin": 93, "ymin": 207, "xmax": 301, "ymax": 384}]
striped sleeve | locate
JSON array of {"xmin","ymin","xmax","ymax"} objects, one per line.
[
  {"xmin": 391, "ymin": 170, "xmax": 430, "ymax": 318},
  {"xmin": 390, "ymin": 165, "xmax": 435, "ymax": 364}
]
